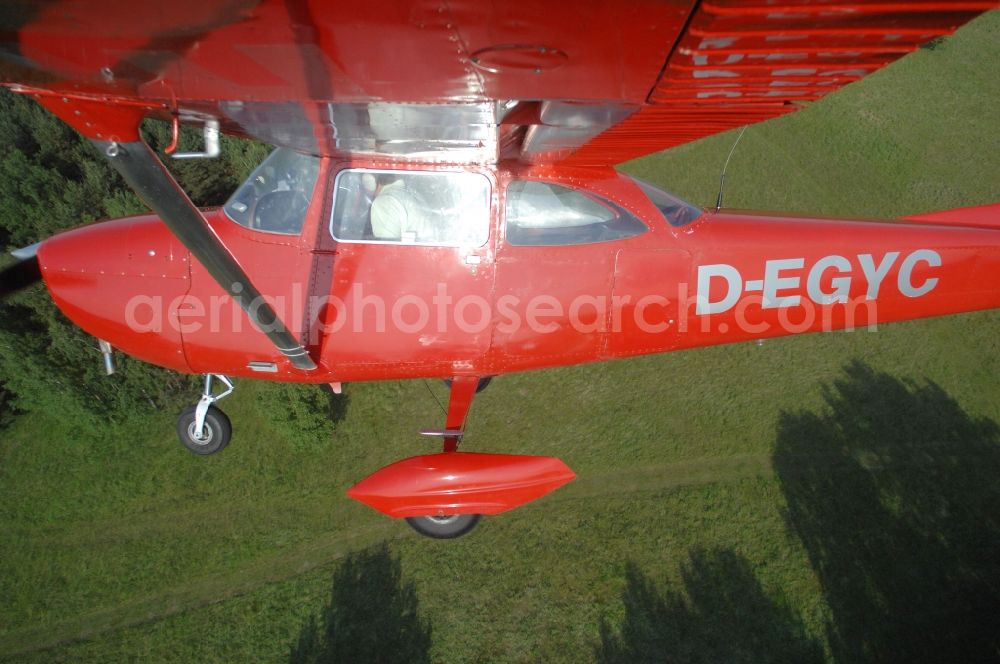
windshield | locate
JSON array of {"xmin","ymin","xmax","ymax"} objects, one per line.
[
  {"xmin": 629, "ymin": 177, "xmax": 703, "ymax": 227},
  {"xmin": 224, "ymin": 148, "xmax": 320, "ymax": 235}
]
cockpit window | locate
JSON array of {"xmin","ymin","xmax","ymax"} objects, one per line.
[
  {"xmin": 504, "ymin": 181, "xmax": 647, "ymax": 246},
  {"xmin": 330, "ymin": 170, "xmax": 490, "ymax": 247},
  {"xmin": 628, "ymin": 176, "xmax": 703, "ymax": 227},
  {"xmin": 224, "ymin": 148, "xmax": 320, "ymax": 235}
]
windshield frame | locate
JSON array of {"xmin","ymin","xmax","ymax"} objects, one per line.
[{"xmin": 627, "ymin": 175, "xmax": 704, "ymax": 228}]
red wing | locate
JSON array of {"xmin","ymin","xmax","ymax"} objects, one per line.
[
  {"xmin": 0, "ymin": 1, "xmax": 995, "ymax": 164},
  {"xmin": 562, "ymin": 1, "xmax": 999, "ymax": 166}
]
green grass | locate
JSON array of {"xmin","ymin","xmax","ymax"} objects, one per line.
[{"xmin": 2, "ymin": 11, "xmax": 1000, "ymax": 663}]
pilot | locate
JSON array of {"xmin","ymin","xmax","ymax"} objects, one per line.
[{"xmin": 370, "ymin": 175, "xmax": 432, "ymax": 242}]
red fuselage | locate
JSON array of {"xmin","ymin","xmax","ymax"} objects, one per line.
[{"xmin": 37, "ymin": 160, "xmax": 1000, "ymax": 384}]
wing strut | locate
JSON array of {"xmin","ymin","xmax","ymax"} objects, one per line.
[{"xmin": 95, "ymin": 138, "xmax": 317, "ymax": 371}]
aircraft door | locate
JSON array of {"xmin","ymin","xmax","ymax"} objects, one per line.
[
  {"xmin": 491, "ymin": 180, "xmax": 650, "ymax": 371},
  {"xmin": 316, "ymin": 167, "xmax": 496, "ymax": 379}
]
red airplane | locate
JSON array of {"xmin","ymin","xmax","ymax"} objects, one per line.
[{"xmin": 1, "ymin": 1, "xmax": 998, "ymax": 538}]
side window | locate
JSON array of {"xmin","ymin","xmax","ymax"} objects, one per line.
[
  {"xmin": 505, "ymin": 181, "xmax": 647, "ymax": 246},
  {"xmin": 629, "ymin": 176, "xmax": 703, "ymax": 227},
  {"xmin": 330, "ymin": 170, "xmax": 490, "ymax": 247},
  {"xmin": 224, "ymin": 148, "xmax": 320, "ymax": 235}
]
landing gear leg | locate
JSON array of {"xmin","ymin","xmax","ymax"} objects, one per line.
[
  {"xmin": 441, "ymin": 376, "xmax": 493, "ymax": 394},
  {"xmin": 176, "ymin": 374, "xmax": 234, "ymax": 455},
  {"xmin": 407, "ymin": 376, "xmax": 484, "ymax": 538}
]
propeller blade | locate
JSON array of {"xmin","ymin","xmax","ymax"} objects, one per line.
[
  {"xmin": 0, "ymin": 255, "xmax": 42, "ymax": 300},
  {"xmin": 10, "ymin": 242, "xmax": 41, "ymax": 261}
]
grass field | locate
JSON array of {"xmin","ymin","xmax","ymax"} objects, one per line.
[{"xmin": 2, "ymin": 12, "xmax": 999, "ymax": 663}]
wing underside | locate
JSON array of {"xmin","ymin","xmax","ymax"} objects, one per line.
[
  {"xmin": 1, "ymin": 0, "xmax": 996, "ymax": 165},
  {"xmin": 562, "ymin": 0, "xmax": 999, "ymax": 166}
]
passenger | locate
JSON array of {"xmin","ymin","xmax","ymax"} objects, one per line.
[{"xmin": 370, "ymin": 175, "xmax": 432, "ymax": 242}]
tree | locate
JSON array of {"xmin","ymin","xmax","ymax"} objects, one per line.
[{"xmin": 0, "ymin": 88, "xmax": 267, "ymax": 429}]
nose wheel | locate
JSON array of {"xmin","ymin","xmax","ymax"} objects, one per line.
[
  {"xmin": 176, "ymin": 404, "xmax": 232, "ymax": 455},
  {"xmin": 176, "ymin": 374, "xmax": 234, "ymax": 455}
]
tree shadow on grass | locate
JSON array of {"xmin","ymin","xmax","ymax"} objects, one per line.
[
  {"xmin": 597, "ymin": 548, "xmax": 824, "ymax": 664},
  {"xmin": 289, "ymin": 543, "xmax": 431, "ymax": 664},
  {"xmin": 0, "ymin": 384, "xmax": 16, "ymax": 431},
  {"xmin": 775, "ymin": 360, "xmax": 1000, "ymax": 663}
]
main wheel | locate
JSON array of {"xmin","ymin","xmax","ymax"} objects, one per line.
[
  {"xmin": 176, "ymin": 405, "xmax": 232, "ymax": 455},
  {"xmin": 405, "ymin": 514, "xmax": 481, "ymax": 539}
]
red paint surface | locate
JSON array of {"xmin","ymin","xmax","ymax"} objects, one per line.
[
  {"xmin": 5, "ymin": 1, "xmax": 994, "ymax": 163},
  {"xmin": 347, "ymin": 453, "xmax": 576, "ymax": 518},
  {"xmin": 34, "ymin": 164, "xmax": 1000, "ymax": 383},
  {"xmin": 903, "ymin": 203, "xmax": 1000, "ymax": 229},
  {"xmin": 38, "ymin": 215, "xmax": 192, "ymax": 371}
]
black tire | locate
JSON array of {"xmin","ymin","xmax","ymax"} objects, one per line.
[
  {"xmin": 405, "ymin": 514, "xmax": 481, "ymax": 539},
  {"xmin": 441, "ymin": 376, "xmax": 493, "ymax": 393},
  {"xmin": 176, "ymin": 405, "xmax": 232, "ymax": 455}
]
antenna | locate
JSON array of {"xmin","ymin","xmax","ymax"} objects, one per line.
[{"xmin": 715, "ymin": 126, "xmax": 748, "ymax": 212}]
